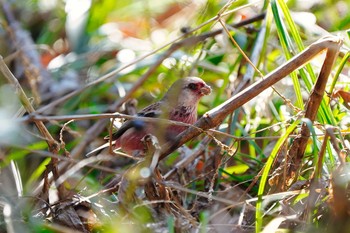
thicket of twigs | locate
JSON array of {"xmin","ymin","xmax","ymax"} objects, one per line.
[{"xmin": 1, "ymin": 0, "xmax": 350, "ymax": 232}]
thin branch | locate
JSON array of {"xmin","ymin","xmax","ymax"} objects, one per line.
[
  {"xmin": 217, "ymin": 16, "xmax": 264, "ymax": 78},
  {"xmin": 23, "ymin": 112, "xmax": 350, "ymax": 142}
]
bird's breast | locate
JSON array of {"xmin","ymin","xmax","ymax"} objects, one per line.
[
  {"xmin": 170, "ymin": 106, "xmax": 197, "ymax": 124},
  {"xmin": 165, "ymin": 106, "xmax": 197, "ymax": 137}
]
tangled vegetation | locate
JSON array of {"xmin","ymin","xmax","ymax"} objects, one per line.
[{"xmin": 0, "ymin": 0, "xmax": 350, "ymax": 232}]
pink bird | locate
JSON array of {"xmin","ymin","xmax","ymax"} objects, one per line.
[{"xmin": 87, "ymin": 77, "xmax": 211, "ymax": 156}]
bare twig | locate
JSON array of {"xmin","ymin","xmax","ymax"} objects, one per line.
[
  {"xmin": 23, "ymin": 112, "xmax": 350, "ymax": 143},
  {"xmin": 0, "ymin": 143, "xmax": 117, "ymax": 174},
  {"xmin": 217, "ymin": 16, "xmax": 264, "ymax": 78},
  {"xmin": 163, "ymin": 137, "xmax": 212, "ymax": 180}
]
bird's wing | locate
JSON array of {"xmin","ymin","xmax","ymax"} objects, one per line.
[
  {"xmin": 107, "ymin": 101, "xmax": 163, "ymax": 141},
  {"xmin": 137, "ymin": 101, "xmax": 163, "ymax": 118}
]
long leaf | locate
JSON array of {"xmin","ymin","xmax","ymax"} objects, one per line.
[{"xmin": 256, "ymin": 119, "xmax": 300, "ymax": 232}]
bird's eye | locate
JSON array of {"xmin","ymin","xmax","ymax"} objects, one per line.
[{"xmin": 188, "ymin": 83, "xmax": 198, "ymax": 90}]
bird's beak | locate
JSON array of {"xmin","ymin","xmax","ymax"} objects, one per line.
[{"xmin": 200, "ymin": 84, "xmax": 212, "ymax": 96}]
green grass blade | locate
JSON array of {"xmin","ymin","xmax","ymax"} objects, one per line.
[
  {"xmin": 270, "ymin": 0, "xmax": 303, "ymax": 109},
  {"xmin": 256, "ymin": 119, "xmax": 300, "ymax": 232},
  {"xmin": 276, "ymin": 0, "xmax": 317, "ymax": 86},
  {"xmin": 275, "ymin": 0, "xmax": 336, "ymax": 126},
  {"xmin": 302, "ymin": 118, "xmax": 319, "ymax": 175},
  {"xmin": 328, "ymin": 51, "xmax": 350, "ymax": 96},
  {"xmin": 25, "ymin": 157, "xmax": 51, "ymax": 192}
]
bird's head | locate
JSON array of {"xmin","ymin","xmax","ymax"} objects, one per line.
[{"xmin": 163, "ymin": 77, "xmax": 211, "ymax": 107}]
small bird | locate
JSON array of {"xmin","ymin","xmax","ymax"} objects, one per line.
[{"xmin": 87, "ymin": 77, "xmax": 211, "ymax": 156}]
